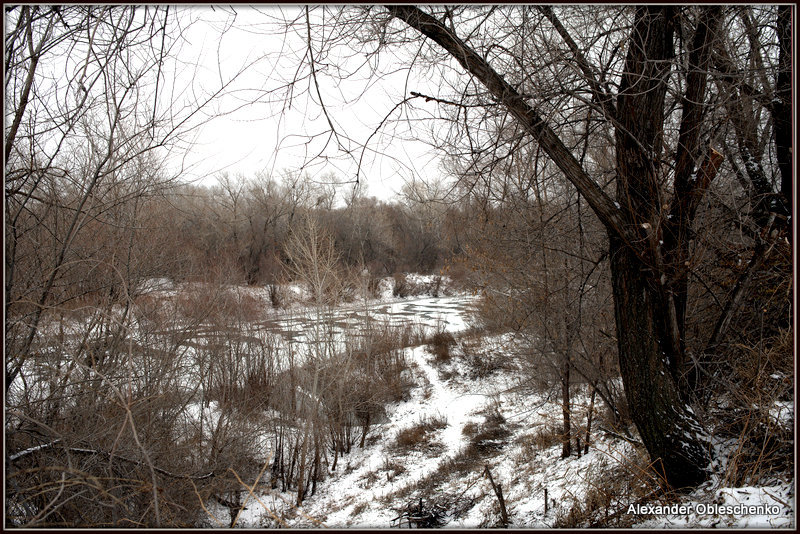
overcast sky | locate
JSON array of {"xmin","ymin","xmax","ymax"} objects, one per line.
[{"xmin": 167, "ymin": 5, "xmax": 445, "ymax": 201}]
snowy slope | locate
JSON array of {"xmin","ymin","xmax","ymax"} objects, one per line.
[{"xmin": 208, "ymin": 331, "xmax": 794, "ymax": 528}]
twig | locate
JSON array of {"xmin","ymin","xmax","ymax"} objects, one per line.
[
  {"xmin": 597, "ymin": 425, "xmax": 643, "ymax": 447},
  {"xmin": 188, "ymin": 478, "xmax": 223, "ymax": 528}
]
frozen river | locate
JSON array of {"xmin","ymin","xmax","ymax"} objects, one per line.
[{"xmin": 259, "ymin": 295, "xmax": 479, "ymax": 346}]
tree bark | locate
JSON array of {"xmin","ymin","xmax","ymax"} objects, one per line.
[
  {"xmin": 610, "ymin": 236, "xmax": 712, "ymax": 488},
  {"xmin": 774, "ymin": 5, "xmax": 792, "ymax": 237},
  {"xmin": 662, "ymin": 6, "xmax": 721, "ymax": 385},
  {"xmin": 560, "ymin": 358, "xmax": 571, "ymax": 458}
]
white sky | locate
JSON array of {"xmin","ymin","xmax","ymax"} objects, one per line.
[{"xmin": 168, "ymin": 5, "xmax": 446, "ymax": 201}]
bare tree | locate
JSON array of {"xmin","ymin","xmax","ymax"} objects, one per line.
[{"xmin": 463, "ymin": 154, "xmax": 618, "ymax": 458}]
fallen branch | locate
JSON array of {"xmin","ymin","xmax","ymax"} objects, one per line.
[
  {"xmin": 8, "ymin": 444, "xmax": 215, "ymax": 481},
  {"xmin": 597, "ymin": 425, "xmax": 644, "ymax": 448}
]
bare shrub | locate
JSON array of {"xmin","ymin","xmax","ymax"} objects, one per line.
[
  {"xmin": 460, "ymin": 337, "xmax": 516, "ymax": 380},
  {"xmin": 429, "ymin": 331, "xmax": 456, "ymax": 362},
  {"xmin": 133, "ymin": 293, "xmax": 170, "ymax": 332},
  {"xmin": 473, "ymin": 294, "xmax": 517, "ymax": 334},
  {"xmin": 284, "ymin": 216, "xmax": 344, "ymax": 305},
  {"xmin": 359, "ymin": 320, "xmax": 423, "ymax": 356},
  {"xmin": 202, "ymin": 328, "xmax": 282, "ymax": 416},
  {"xmin": 431, "ymin": 275, "xmax": 443, "ymax": 297},
  {"xmin": 267, "ymin": 283, "xmax": 286, "ymax": 308},
  {"xmin": 231, "ymin": 291, "xmax": 263, "ymax": 322},
  {"xmin": 5, "ymin": 306, "xmax": 267, "ymax": 528},
  {"xmin": 336, "ymin": 327, "xmax": 417, "ymax": 450},
  {"xmin": 440, "ymin": 259, "xmax": 471, "ymax": 293},
  {"xmin": 705, "ymin": 328, "xmax": 794, "ymax": 486},
  {"xmin": 177, "ymin": 285, "xmax": 263, "ymax": 324},
  {"xmin": 718, "ymin": 409, "xmax": 793, "ymax": 487}
]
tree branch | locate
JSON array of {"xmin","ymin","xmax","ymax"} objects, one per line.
[
  {"xmin": 386, "ymin": 5, "xmax": 635, "ymax": 248},
  {"xmin": 8, "ymin": 443, "xmax": 216, "ymax": 481},
  {"xmin": 5, "ymin": 7, "xmax": 56, "ymax": 161},
  {"xmin": 670, "ymin": 6, "xmax": 721, "ymax": 217},
  {"xmin": 537, "ymin": 6, "xmax": 618, "ymax": 122}
]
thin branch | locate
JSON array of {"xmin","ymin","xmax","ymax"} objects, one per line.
[
  {"xmin": 537, "ymin": 6, "xmax": 618, "ymax": 122},
  {"xmin": 8, "ymin": 444, "xmax": 215, "ymax": 481}
]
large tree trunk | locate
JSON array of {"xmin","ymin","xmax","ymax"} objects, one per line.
[
  {"xmin": 612, "ymin": 7, "xmax": 712, "ymax": 488},
  {"xmin": 610, "ymin": 237, "xmax": 712, "ymax": 487},
  {"xmin": 774, "ymin": 5, "xmax": 792, "ymax": 239}
]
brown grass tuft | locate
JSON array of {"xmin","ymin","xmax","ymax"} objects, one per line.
[{"xmin": 393, "ymin": 413, "xmax": 448, "ymax": 451}]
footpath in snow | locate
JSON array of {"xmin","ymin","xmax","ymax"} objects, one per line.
[{"xmin": 227, "ymin": 329, "xmax": 794, "ymax": 528}]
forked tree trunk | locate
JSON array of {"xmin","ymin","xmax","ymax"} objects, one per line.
[{"xmin": 612, "ymin": 6, "xmax": 713, "ymax": 488}]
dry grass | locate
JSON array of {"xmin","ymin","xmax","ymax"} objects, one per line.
[
  {"xmin": 385, "ymin": 409, "xmax": 512, "ymax": 511},
  {"xmin": 465, "ymin": 410, "xmax": 511, "ymax": 456},
  {"xmin": 516, "ymin": 424, "xmax": 564, "ymax": 459},
  {"xmin": 715, "ymin": 406, "xmax": 793, "ymax": 487},
  {"xmin": 350, "ymin": 500, "xmax": 369, "ymax": 517},
  {"xmin": 552, "ymin": 445, "xmax": 662, "ymax": 528},
  {"xmin": 177, "ymin": 286, "xmax": 264, "ymax": 324},
  {"xmin": 709, "ymin": 328, "xmax": 794, "ymax": 486},
  {"xmin": 460, "ymin": 337, "xmax": 516, "ymax": 379},
  {"xmin": 393, "ymin": 413, "xmax": 448, "ymax": 451},
  {"xmin": 381, "ymin": 457, "xmax": 408, "ymax": 482},
  {"xmin": 461, "ymin": 421, "xmax": 480, "ymax": 438},
  {"xmin": 386, "ymin": 446, "xmax": 484, "ymax": 510},
  {"xmin": 429, "ymin": 331, "xmax": 456, "ymax": 362}
]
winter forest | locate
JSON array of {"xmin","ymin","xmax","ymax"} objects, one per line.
[{"xmin": 4, "ymin": 5, "xmax": 794, "ymax": 528}]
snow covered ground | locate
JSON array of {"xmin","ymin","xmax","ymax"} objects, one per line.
[{"xmin": 203, "ymin": 330, "xmax": 795, "ymax": 528}]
